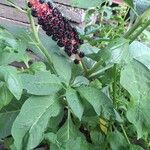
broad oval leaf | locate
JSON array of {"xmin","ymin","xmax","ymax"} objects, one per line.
[
  {"xmin": 0, "ymin": 66, "xmax": 23, "ymax": 100},
  {"xmin": 120, "ymin": 59, "xmax": 150, "ymax": 100},
  {"xmin": 0, "ymin": 110, "xmax": 19, "ymax": 139},
  {"xmin": 52, "ymin": 54, "xmax": 72, "ymax": 85},
  {"xmin": 107, "ymin": 130, "xmax": 128, "ymax": 150},
  {"xmin": 12, "ymin": 95, "xmax": 61, "ymax": 150},
  {"xmin": 127, "ymin": 99, "xmax": 150, "ymax": 139},
  {"xmin": 66, "ymin": 88, "xmax": 84, "ymax": 120},
  {"xmin": 77, "ymin": 86, "xmax": 115, "ymax": 119},
  {"xmin": 0, "ymin": 83, "xmax": 13, "ymax": 109},
  {"xmin": 20, "ymin": 72, "xmax": 62, "ymax": 96}
]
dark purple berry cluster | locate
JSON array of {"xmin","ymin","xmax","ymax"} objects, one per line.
[{"xmin": 28, "ymin": 0, "xmax": 84, "ymax": 64}]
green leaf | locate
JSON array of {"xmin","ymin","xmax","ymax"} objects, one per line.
[
  {"xmin": 127, "ymin": 99, "xmax": 150, "ymax": 139},
  {"xmin": 12, "ymin": 95, "xmax": 61, "ymax": 150},
  {"xmin": 57, "ymin": 114, "xmax": 84, "ymax": 142},
  {"xmin": 0, "ymin": 98, "xmax": 23, "ymax": 139},
  {"xmin": 129, "ymin": 144, "xmax": 144, "ymax": 150},
  {"xmin": 80, "ymin": 43, "xmax": 100, "ymax": 56},
  {"xmin": 120, "ymin": 59, "xmax": 150, "ymax": 100},
  {"xmin": 0, "ymin": 66, "xmax": 23, "ymax": 100},
  {"xmin": 44, "ymin": 132, "xmax": 58, "ymax": 145},
  {"xmin": 0, "ymin": 28, "xmax": 26, "ymax": 65},
  {"xmin": 129, "ymin": 41, "xmax": 150, "ymax": 59},
  {"xmin": 66, "ymin": 88, "xmax": 84, "ymax": 120},
  {"xmin": 52, "ymin": 54, "xmax": 72, "ymax": 85},
  {"xmin": 77, "ymin": 86, "xmax": 115, "ymax": 119},
  {"xmin": 106, "ymin": 38, "xmax": 130, "ymax": 64},
  {"xmin": 129, "ymin": 41, "xmax": 150, "ymax": 70},
  {"xmin": 0, "ymin": 110, "xmax": 19, "ymax": 139},
  {"xmin": 0, "ymin": 83, "xmax": 13, "ymax": 109},
  {"xmin": 21, "ymin": 72, "xmax": 62, "ymax": 96},
  {"xmin": 90, "ymin": 130, "xmax": 105, "ymax": 148},
  {"xmin": 64, "ymin": 137, "xmax": 89, "ymax": 150},
  {"xmin": 29, "ymin": 62, "xmax": 47, "ymax": 73},
  {"xmin": 107, "ymin": 130, "xmax": 129, "ymax": 150},
  {"xmin": 72, "ymin": 76, "xmax": 89, "ymax": 87}
]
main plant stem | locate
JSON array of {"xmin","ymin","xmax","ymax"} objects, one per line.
[
  {"xmin": 121, "ymin": 124, "xmax": 131, "ymax": 144},
  {"xmin": 129, "ymin": 19, "xmax": 150, "ymax": 43},
  {"xmin": 112, "ymin": 64, "xmax": 117, "ymax": 106},
  {"xmin": 123, "ymin": 17, "xmax": 142, "ymax": 39},
  {"xmin": 27, "ymin": 10, "xmax": 56, "ymax": 73}
]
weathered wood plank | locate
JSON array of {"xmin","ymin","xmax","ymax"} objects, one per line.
[
  {"xmin": 0, "ymin": 16, "xmax": 29, "ymax": 27},
  {"xmin": 0, "ymin": 4, "xmax": 29, "ymax": 23}
]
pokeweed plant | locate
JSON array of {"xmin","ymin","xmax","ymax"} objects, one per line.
[{"xmin": 0, "ymin": 0, "xmax": 150, "ymax": 149}]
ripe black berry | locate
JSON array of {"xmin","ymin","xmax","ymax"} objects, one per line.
[
  {"xmin": 46, "ymin": 31, "xmax": 52, "ymax": 36},
  {"xmin": 66, "ymin": 51, "xmax": 72, "ymax": 57},
  {"xmin": 74, "ymin": 59, "xmax": 80, "ymax": 64},
  {"xmin": 28, "ymin": 2, "xmax": 32, "ymax": 8},
  {"xmin": 38, "ymin": 17, "xmax": 43, "ymax": 25},
  {"xmin": 42, "ymin": 25, "xmax": 49, "ymax": 31},
  {"xmin": 39, "ymin": 0, "xmax": 45, "ymax": 4},
  {"xmin": 31, "ymin": 9, "xmax": 37, "ymax": 17},
  {"xmin": 47, "ymin": 2, "xmax": 53, "ymax": 9},
  {"xmin": 79, "ymin": 39, "xmax": 84, "ymax": 44},
  {"xmin": 79, "ymin": 52, "xmax": 85, "ymax": 58},
  {"xmin": 72, "ymin": 49, "xmax": 78, "ymax": 54},
  {"xmin": 52, "ymin": 35, "xmax": 58, "ymax": 41},
  {"xmin": 57, "ymin": 41, "xmax": 64, "ymax": 47},
  {"xmin": 73, "ymin": 44, "xmax": 79, "ymax": 50},
  {"xmin": 65, "ymin": 44, "xmax": 72, "ymax": 51},
  {"xmin": 52, "ymin": 8, "xmax": 60, "ymax": 16},
  {"xmin": 47, "ymin": 14, "xmax": 53, "ymax": 20}
]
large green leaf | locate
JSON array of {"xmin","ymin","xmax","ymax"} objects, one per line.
[
  {"xmin": 0, "ymin": 66, "xmax": 23, "ymax": 100},
  {"xmin": 66, "ymin": 88, "xmax": 84, "ymax": 120},
  {"xmin": 107, "ymin": 130, "xmax": 129, "ymax": 150},
  {"xmin": 20, "ymin": 72, "xmax": 62, "ymax": 96},
  {"xmin": 0, "ymin": 83, "xmax": 13, "ymax": 109},
  {"xmin": 106, "ymin": 38, "xmax": 130, "ymax": 64},
  {"xmin": 56, "ymin": 115, "xmax": 88, "ymax": 149},
  {"xmin": 77, "ymin": 86, "xmax": 115, "ymax": 119},
  {"xmin": 120, "ymin": 59, "xmax": 150, "ymax": 100},
  {"xmin": 129, "ymin": 41, "xmax": 150, "ymax": 70},
  {"xmin": 0, "ymin": 110, "xmax": 19, "ymax": 139},
  {"xmin": 0, "ymin": 98, "xmax": 24, "ymax": 139},
  {"xmin": 57, "ymin": 116, "xmax": 80, "ymax": 143},
  {"xmin": 52, "ymin": 54, "xmax": 72, "ymax": 85},
  {"xmin": 129, "ymin": 41, "xmax": 150, "ymax": 59},
  {"xmin": 127, "ymin": 99, "xmax": 150, "ymax": 139},
  {"xmin": 63, "ymin": 137, "xmax": 89, "ymax": 150},
  {"xmin": 12, "ymin": 95, "xmax": 61, "ymax": 150}
]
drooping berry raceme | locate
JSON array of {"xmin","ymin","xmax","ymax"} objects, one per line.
[{"xmin": 28, "ymin": 0, "xmax": 84, "ymax": 64}]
